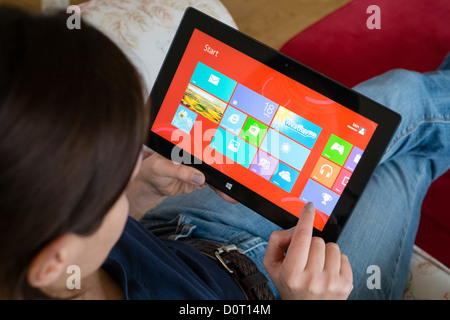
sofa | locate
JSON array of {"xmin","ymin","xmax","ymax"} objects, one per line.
[{"xmin": 43, "ymin": 0, "xmax": 449, "ymax": 299}]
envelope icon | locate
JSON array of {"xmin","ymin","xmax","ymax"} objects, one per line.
[{"xmin": 208, "ymin": 74, "xmax": 220, "ymax": 86}]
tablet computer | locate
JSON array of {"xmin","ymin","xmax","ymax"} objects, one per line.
[{"xmin": 146, "ymin": 7, "xmax": 401, "ymax": 242}]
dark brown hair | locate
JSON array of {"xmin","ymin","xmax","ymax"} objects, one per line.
[{"xmin": 0, "ymin": 6, "xmax": 148, "ymax": 299}]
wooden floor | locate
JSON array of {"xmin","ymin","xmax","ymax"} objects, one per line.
[
  {"xmin": 221, "ymin": 0, "xmax": 351, "ymax": 49},
  {"xmin": 0, "ymin": 0, "xmax": 351, "ymax": 49}
]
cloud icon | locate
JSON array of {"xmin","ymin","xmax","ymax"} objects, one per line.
[{"xmin": 279, "ymin": 170, "xmax": 291, "ymax": 182}]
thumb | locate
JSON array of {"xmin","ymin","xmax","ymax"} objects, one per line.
[
  {"xmin": 172, "ymin": 162, "xmax": 206, "ymax": 186},
  {"xmin": 142, "ymin": 152, "xmax": 205, "ymax": 186}
]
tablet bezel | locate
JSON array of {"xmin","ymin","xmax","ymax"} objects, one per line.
[{"xmin": 147, "ymin": 7, "xmax": 401, "ymax": 242}]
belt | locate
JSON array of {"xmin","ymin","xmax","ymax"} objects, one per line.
[{"xmin": 181, "ymin": 238, "xmax": 275, "ymax": 300}]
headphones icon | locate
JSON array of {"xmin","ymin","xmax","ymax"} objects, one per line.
[{"xmin": 320, "ymin": 164, "xmax": 333, "ymax": 178}]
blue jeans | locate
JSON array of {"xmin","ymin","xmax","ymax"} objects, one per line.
[{"xmin": 141, "ymin": 57, "xmax": 450, "ymax": 299}]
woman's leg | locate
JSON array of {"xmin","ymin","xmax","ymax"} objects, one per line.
[
  {"xmin": 338, "ymin": 66, "xmax": 450, "ymax": 299},
  {"xmin": 140, "ymin": 186, "xmax": 283, "ymax": 297},
  {"xmin": 142, "ymin": 65, "xmax": 450, "ymax": 299}
]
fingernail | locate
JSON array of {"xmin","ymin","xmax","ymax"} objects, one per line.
[
  {"xmin": 304, "ymin": 202, "xmax": 315, "ymax": 212},
  {"xmin": 191, "ymin": 172, "xmax": 205, "ymax": 185}
]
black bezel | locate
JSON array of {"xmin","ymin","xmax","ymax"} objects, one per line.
[{"xmin": 147, "ymin": 7, "xmax": 401, "ymax": 242}]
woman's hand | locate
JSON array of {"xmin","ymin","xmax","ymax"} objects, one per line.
[
  {"xmin": 263, "ymin": 202, "xmax": 353, "ymax": 300},
  {"xmin": 127, "ymin": 147, "xmax": 237, "ymax": 219},
  {"xmin": 138, "ymin": 147, "xmax": 207, "ymax": 196}
]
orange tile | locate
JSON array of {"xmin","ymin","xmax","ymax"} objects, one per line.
[{"xmin": 310, "ymin": 156, "xmax": 341, "ymax": 188}]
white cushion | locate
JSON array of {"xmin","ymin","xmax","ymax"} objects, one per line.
[
  {"xmin": 80, "ymin": 0, "xmax": 236, "ymax": 94},
  {"xmin": 403, "ymin": 245, "xmax": 450, "ymax": 300}
]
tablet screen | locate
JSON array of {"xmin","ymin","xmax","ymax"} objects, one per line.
[{"xmin": 150, "ymin": 29, "xmax": 378, "ymax": 231}]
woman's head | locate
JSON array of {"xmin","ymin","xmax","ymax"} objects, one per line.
[{"xmin": 0, "ymin": 6, "xmax": 147, "ymax": 298}]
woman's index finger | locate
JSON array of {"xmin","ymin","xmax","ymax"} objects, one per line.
[{"xmin": 284, "ymin": 202, "xmax": 316, "ymax": 272}]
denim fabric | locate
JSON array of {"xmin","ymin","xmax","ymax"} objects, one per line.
[
  {"xmin": 141, "ymin": 58, "xmax": 450, "ymax": 300},
  {"xmin": 140, "ymin": 194, "xmax": 283, "ymax": 297}
]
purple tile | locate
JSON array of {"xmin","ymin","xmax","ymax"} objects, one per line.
[
  {"xmin": 299, "ymin": 179, "xmax": 339, "ymax": 216},
  {"xmin": 230, "ymin": 84, "xmax": 278, "ymax": 125},
  {"xmin": 249, "ymin": 150, "xmax": 279, "ymax": 180},
  {"xmin": 344, "ymin": 147, "xmax": 364, "ymax": 172}
]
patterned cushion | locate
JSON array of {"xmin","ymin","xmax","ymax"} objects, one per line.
[
  {"xmin": 403, "ymin": 245, "xmax": 450, "ymax": 300},
  {"xmin": 80, "ymin": 0, "xmax": 236, "ymax": 93}
]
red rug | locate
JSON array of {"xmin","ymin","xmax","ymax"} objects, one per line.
[{"xmin": 279, "ymin": 0, "xmax": 450, "ymax": 267}]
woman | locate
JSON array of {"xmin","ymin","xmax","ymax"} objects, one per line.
[
  {"xmin": 1, "ymin": 6, "xmax": 449, "ymax": 300},
  {"xmin": 0, "ymin": 6, "xmax": 351, "ymax": 300}
]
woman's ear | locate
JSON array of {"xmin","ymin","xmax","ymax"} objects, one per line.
[{"xmin": 27, "ymin": 234, "xmax": 77, "ymax": 288}]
